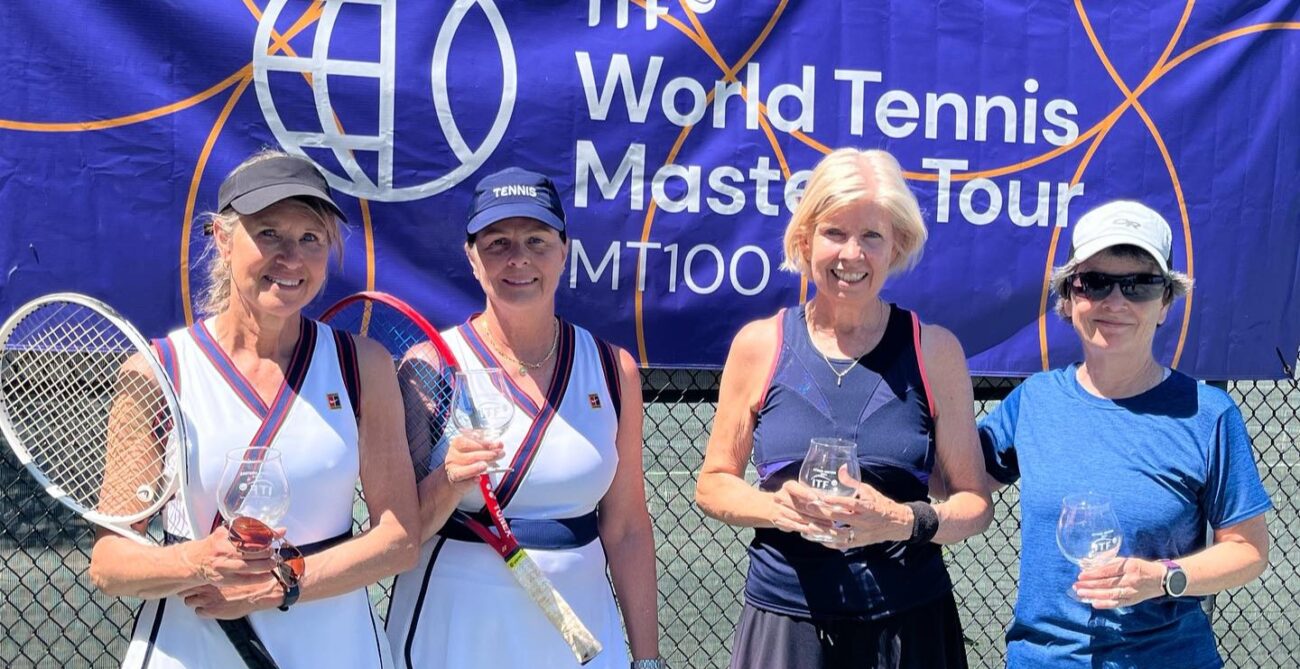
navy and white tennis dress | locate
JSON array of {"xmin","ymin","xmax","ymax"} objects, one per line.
[
  {"xmin": 385, "ymin": 320, "xmax": 630, "ymax": 669},
  {"xmin": 120, "ymin": 318, "xmax": 392, "ymax": 669}
]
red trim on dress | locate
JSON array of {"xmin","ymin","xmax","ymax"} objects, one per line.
[
  {"xmin": 911, "ymin": 312, "xmax": 938, "ymax": 422},
  {"xmin": 755, "ymin": 309, "xmax": 786, "ymax": 410}
]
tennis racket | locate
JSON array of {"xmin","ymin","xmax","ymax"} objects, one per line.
[
  {"xmin": 320, "ymin": 291, "xmax": 603, "ymax": 664},
  {"xmin": 0, "ymin": 293, "xmax": 198, "ymax": 544},
  {"xmin": 0, "ymin": 293, "xmax": 278, "ymax": 669}
]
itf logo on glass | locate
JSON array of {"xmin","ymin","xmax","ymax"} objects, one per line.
[{"xmin": 252, "ymin": 0, "xmax": 517, "ymax": 202}]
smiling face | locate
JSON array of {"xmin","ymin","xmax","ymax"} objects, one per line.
[
  {"xmin": 1068, "ymin": 249, "xmax": 1170, "ymax": 357},
  {"xmin": 804, "ymin": 197, "xmax": 897, "ymax": 301},
  {"xmin": 466, "ymin": 217, "xmax": 568, "ymax": 311},
  {"xmin": 218, "ymin": 200, "xmax": 333, "ymax": 319}
]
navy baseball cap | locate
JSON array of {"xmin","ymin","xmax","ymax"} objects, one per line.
[
  {"xmin": 218, "ymin": 154, "xmax": 346, "ymax": 222},
  {"xmin": 466, "ymin": 167, "xmax": 566, "ymax": 235}
]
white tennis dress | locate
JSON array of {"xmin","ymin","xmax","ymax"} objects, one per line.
[
  {"xmin": 120, "ymin": 318, "xmax": 392, "ymax": 669},
  {"xmin": 384, "ymin": 321, "xmax": 629, "ymax": 669}
]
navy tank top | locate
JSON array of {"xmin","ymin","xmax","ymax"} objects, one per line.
[{"xmin": 745, "ymin": 303, "xmax": 953, "ymax": 620}]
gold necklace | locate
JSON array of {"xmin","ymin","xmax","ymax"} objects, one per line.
[
  {"xmin": 806, "ymin": 301, "xmax": 888, "ymax": 387},
  {"xmin": 481, "ymin": 318, "xmax": 559, "ymax": 376}
]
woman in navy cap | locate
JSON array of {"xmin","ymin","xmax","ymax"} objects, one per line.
[
  {"xmin": 980, "ymin": 200, "xmax": 1271, "ymax": 668},
  {"xmin": 385, "ymin": 168, "xmax": 665, "ymax": 669},
  {"xmin": 90, "ymin": 150, "xmax": 420, "ymax": 668}
]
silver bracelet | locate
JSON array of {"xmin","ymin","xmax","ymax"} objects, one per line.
[{"xmin": 631, "ymin": 658, "xmax": 668, "ymax": 669}]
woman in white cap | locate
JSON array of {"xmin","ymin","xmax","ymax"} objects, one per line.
[
  {"xmin": 90, "ymin": 150, "xmax": 420, "ymax": 668},
  {"xmin": 384, "ymin": 168, "xmax": 663, "ymax": 669},
  {"xmin": 980, "ymin": 200, "xmax": 1272, "ymax": 668}
]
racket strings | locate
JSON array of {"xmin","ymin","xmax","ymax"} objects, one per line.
[
  {"xmin": 4, "ymin": 322, "xmax": 122, "ymax": 493},
  {"xmin": 326, "ymin": 302, "xmax": 455, "ymax": 483},
  {"xmin": 0, "ymin": 303, "xmax": 172, "ymax": 519},
  {"xmin": 399, "ymin": 354, "xmax": 454, "ymax": 483}
]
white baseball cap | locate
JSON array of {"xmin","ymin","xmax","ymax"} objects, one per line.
[{"xmin": 1070, "ymin": 200, "xmax": 1173, "ymax": 273}]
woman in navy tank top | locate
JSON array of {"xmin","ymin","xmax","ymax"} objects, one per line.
[{"xmin": 696, "ymin": 148, "xmax": 993, "ymax": 669}]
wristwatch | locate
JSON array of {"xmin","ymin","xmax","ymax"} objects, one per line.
[
  {"xmin": 630, "ymin": 658, "xmax": 669, "ymax": 669},
  {"xmin": 274, "ymin": 562, "xmax": 301, "ymax": 611},
  {"xmin": 1160, "ymin": 559, "xmax": 1188, "ymax": 597}
]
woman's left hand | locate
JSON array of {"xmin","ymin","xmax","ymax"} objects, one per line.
[
  {"xmin": 178, "ymin": 575, "xmax": 282, "ymax": 619},
  {"xmin": 1073, "ymin": 557, "xmax": 1166, "ymax": 608},
  {"xmin": 791, "ymin": 467, "xmax": 913, "ymax": 550}
]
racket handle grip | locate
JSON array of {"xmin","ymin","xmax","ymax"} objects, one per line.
[
  {"xmin": 216, "ymin": 617, "xmax": 281, "ymax": 669},
  {"xmin": 508, "ymin": 550, "xmax": 604, "ymax": 665}
]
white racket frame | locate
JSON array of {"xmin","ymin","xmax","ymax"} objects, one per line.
[{"xmin": 0, "ymin": 292, "xmax": 200, "ymax": 546}]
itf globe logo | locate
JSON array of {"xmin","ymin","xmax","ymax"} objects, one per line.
[{"xmin": 252, "ymin": 0, "xmax": 517, "ymax": 202}]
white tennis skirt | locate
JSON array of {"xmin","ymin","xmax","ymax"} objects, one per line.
[
  {"xmin": 121, "ymin": 588, "xmax": 391, "ymax": 669},
  {"xmin": 385, "ymin": 535, "xmax": 629, "ymax": 669}
]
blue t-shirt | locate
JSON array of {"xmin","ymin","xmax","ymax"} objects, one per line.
[{"xmin": 979, "ymin": 365, "xmax": 1272, "ymax": 669}]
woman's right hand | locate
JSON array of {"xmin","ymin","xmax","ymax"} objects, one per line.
[
  {"xmin": 177, "ymin": 574, "xmax": 284, "ymax": 619},
  {"xmin": 441, "ymin": 433, "xmax": 506, "ymax": 494},
  {"xmin": 179, "ymin": 526, "xmax": 280, "ymax": 587},
  {"xmin": 771, "ymin": 483, "xmax": 835, "ymax": 537}
]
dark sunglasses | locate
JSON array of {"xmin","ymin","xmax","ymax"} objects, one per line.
[
  {"xmin": 1068, "ymin": 272, "xmax": 1169, "ymax": 303},
  {"xmin": 228, "ymin": 515, "xmax": 305, "ymax": 580}
]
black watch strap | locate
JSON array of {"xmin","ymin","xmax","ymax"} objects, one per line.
[
  {"xmin": 274, "ymin": 564, "xmax": 300, "ymax": 611},
  {"xmin": 277, "ymin": 580, "xmax": 300, "ymax": 611}
]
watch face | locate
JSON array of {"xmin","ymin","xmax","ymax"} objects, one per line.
[{"xmin": 1168, "ymin": 569, "xmax": 1189, "ymax": 596}]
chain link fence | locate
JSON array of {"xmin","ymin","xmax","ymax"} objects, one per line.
[{"xmin": 2, "ymin": 371, "xmax": 1297, "ymax": 667}]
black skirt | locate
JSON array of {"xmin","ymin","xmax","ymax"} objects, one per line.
[{"xmin": 728, "ymin": 593, "xmax": 970, "ymax": 669}]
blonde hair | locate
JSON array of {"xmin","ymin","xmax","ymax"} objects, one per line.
[
  {"xmin": 1049, "ymin": 245, "xmax": 1193, "ymax": 321},
  {"xmin": 781, "ymin": 148, "xmax": 927, "ymax": 276},
  {"xmin": 195, "ymin": 150, "xmax": 345, "ymax": 317}
]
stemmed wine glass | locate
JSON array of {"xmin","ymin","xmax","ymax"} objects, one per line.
[
  {"xmin": 217, "ymin": 447, "xmax": 301, "ymax": 576},
  {"xmin": 1057, "ymin": 492, "xmax": 1122, "ymax": 599},
  {"xmin": 797, "ymin": 438, "xmax": 861, "ymax": 542},
  {"xmin": 451, "ymin": 369, "xmax": 516, "ymax": 474}
]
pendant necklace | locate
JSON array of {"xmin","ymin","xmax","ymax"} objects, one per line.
[
  {"xmin": 482, "ymin": 318, "xmax": 559, "ymax": 376},
  {"xmin": 820, "ymin": 354, "xmax": 858, "ymax": 387},
  {"xmin": 807, "ymin": 301, "xmax": 887, "ymax": 387}
]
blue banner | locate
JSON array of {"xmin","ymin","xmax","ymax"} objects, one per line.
[{"xmin": 1, "ymin": 1, "xmax": 1297, "ymax": 377}]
